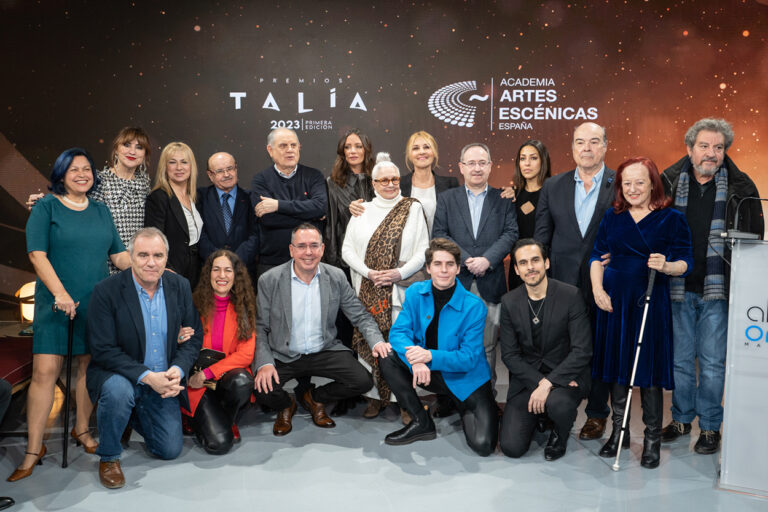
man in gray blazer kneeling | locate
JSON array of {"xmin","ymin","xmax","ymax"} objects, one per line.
[{"xmin": 253, "ymin": 223, "xmax": 389, "ymax": 436}]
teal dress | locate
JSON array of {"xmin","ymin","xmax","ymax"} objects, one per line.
[{"xmin": 26, "ymin": 195, "xmax": 124, "ymax": 355}]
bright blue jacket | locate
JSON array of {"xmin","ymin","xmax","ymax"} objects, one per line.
[{"xmin": 389, "ymin": 279, "xmax": 490, "ymax": 401}]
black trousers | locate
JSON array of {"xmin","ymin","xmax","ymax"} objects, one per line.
[
  {"xmin": 191, "ymin": 369, "xmax": 253, "ymax": 455},
  {"xmin": 253, "ymin": 350, "xmax": 373, "ymax": 410},
  {"xmin": 379, "ymin": 354, "xmax": 498, "ymax": 456},
  {"xmin": 499, "ymin": 386, "xmax": 582, "ymax": 458}
]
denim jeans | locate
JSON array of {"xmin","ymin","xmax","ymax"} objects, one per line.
[
  {"xmin": 96, "ymin": 374, "xmax": 184, "ymax": 462},
  {"xmin": 670, "ymin": 292, "xmax": 728, "ymax": 431}
]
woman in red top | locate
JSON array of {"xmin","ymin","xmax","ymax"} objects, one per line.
[{"xmin": 185, "ymin": 250, "xmax": 256, "ymax": 454}]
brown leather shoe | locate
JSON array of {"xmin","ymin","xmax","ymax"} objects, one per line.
[
  {"xmin": 579, "ymin": 417, "xmax": 607, "ymax": 440},
  {"xmin": 99, "ymin": 460, "xmax": 125, "ymax": 489},
  {"xmin": 273, "ymin": 397, "xmax": 297, "ymax": 436},
  {"xmin": 300, "ymin": 389, "xmax": 335, "ymax": 428}
]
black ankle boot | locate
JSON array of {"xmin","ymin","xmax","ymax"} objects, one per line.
[
  {"xmin": 640, "ymin": 387, "xmax": 663, "ymax": 469},
  {"xmin": 599, "ymin": 383, "xmax": 630, "ymax": 458},
  {"xmin": 384, "ymin": 414, "xmax": 436, "ymax": 446}
]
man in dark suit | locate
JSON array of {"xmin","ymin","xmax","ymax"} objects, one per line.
[
  {"xmin": 250, "ymin": 128, "xmax": 327, "ymax": 279},
  {"xmin": 433, "ymin": 143, "xmax": 518, "ymax": 396},
  {"xmin": 87, "ymin": 227, "xmax": 203, "ymax": 489},
  {"xmin": 197, "ymin": 152, "xmax": 259, "ymax": 283},
  {"xmin": 499, "ymin": 239, "xmax": 592, "ymax": 461},
  {"xmin": 534, "ymin": 122, "xmax": 615, "ymax": 440},
  {"xmin": 252, "ymin": 223, "xmax": 386, "ymax": 436}
]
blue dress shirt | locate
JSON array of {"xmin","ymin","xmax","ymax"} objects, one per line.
[
  {"xmin": 465, "ymin": 185, "xmax": 489, "ymax": 238},
  {"xmin": 216, "ymin": 186, "xmax": 237, "ymax": 212},
  {"xmin": 574, "ymin": 165, "xmax": 605, "ymax": 237},
  {"xmin": 288, "ymin": 262, "xmax": 324, "ymax": 355}
]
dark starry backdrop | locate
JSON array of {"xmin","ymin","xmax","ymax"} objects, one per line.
[{"xmin": 1, "ymin": 0, "xmax": 766, "ymax": 194}]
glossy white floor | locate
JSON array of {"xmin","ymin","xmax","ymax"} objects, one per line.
[{"xmin": 1, "ymin": 383, "xmax": 765, "ymax": 511}]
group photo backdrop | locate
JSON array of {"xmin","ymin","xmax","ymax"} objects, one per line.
[{"xmin": 1, "ymin": 0, "xmax": 766, "ymax": 315}]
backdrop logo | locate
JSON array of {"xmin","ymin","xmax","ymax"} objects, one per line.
[
  {"xmin": 427, "ymin": 81, "xmax": 488, "ymax": 128},
  {"xmin": 744, "ymin": 302, "xmax": 768, "ymax": 349}
]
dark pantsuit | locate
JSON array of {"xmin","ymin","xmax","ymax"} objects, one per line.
[
  {"xmin": 253, "ymin": 351, "xmax": 372, "ymax": 410},
  {"xmin": 380, "ymin": 354, "xmax": 498, "ymax": 457},
  {"xmin": 500, "ymin": 385, "xmax": 581, "ymax": 458},
  {"xmin": 191, "ymin": 369, "xmax": 253, "ymax": 455}
]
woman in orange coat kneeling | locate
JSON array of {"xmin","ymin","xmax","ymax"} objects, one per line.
[{"xmin": 184, "ymin": 249, "xmax": 257, "ymax": 454}]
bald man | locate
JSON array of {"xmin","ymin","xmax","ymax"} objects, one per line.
[{"xmin": 197, "ymin": 152, "xmax": 260, "ymax": 279}]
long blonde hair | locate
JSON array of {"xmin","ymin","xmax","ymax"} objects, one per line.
[{"xmin": 153, "ymin": 141, "xmax": 198, "ymax": 202}]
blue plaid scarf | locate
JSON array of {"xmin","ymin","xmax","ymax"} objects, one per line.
[{"xmin": 670, "ymin": 166, "xmax": 727, "ymax": 301}]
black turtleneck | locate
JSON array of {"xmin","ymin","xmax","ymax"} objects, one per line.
[{"xmin": 425, "ymin": 283, "xmax": 457, "ymax": 350}]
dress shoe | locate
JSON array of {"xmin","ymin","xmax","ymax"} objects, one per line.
[
  {"xmin": 385, "ymin": 416, "xmax": 436, "ymax": 446},
  {"xmin": 232, "ymin": 424, "xmax": 241, "ymax": 443},
  {"xmin": 363, "ymin": 398, "xmax": 382, "ymax": 419},
  {"xmin": 544, "ymin": 430, "xmax": 568, "ymax": 461},
  {"xmin": 273, "ymin": 397, "xmax": 297, "ymax": 436},
  {"xmin": 641, "ymin": 434, "xmax": 661, "ymax": 468},
  {"xmin": 0, "ymin": 497, "xmax": 15, "ymax": 510},
  {"xmin": 661, "ymin": 420, "xmax": 691, "ymax": 443},
  {"xmin": 694, "ymin": 430, "xmax": 721, "ymax": 454},
  {"xmin": 99, "ymin": 460, "xmax": 125, "ymax": 489},
  {"xmin": 598, "ymin": 427, "xmax": 630, "ymax": 458},
  {"xmin": 298, "ymin": 389, "xmax": 335, "ymax": 428},
  {"xmin": 579, "ymin": 417, "xmax": 607, "ymax": 440},
  {"xmin": 71, "ymin": 428, "xmax": 98, "ymax": 454},
  {"xmin": 432, "ymin": 395, "xmax": 456, "ymax": 418},
  {"xmin": 7, "ymin": 444, "xmax": 46, "ymax": 482}
]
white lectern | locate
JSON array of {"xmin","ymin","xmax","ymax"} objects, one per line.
[{"xmin": 720, "ymin": 238, "xmax": 768, "ymax": 496}]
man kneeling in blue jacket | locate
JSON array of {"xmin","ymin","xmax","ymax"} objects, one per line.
[{"xmin": 380, "ymin": 238, "xmax": 498, "ymax": 455}]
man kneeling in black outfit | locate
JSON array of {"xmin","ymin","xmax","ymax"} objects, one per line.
[
  {"xmin": 499, "ymin": 239, "xmax": 592, "ymax": 461},
  {"xmin": 380, "ymin": 238, "xmax": 498, "ymax": 456}
]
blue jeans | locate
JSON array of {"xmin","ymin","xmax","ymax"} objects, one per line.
[
  {"xmin": 96, "ymin": 374, "xmax": 183, "ymax": 462},
  {"xmin": 670, "ymin": 292, "xmax": 728, "ymax": 431}
]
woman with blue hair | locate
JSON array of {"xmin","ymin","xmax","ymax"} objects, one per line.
[{"xmin": 9, "ymin": 148, "xmax": 130, "ymax": 482}]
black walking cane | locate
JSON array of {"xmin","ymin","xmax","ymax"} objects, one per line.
[
  {"xmin": 612, "ymin": 269, "xmax": 657, "ymax": 472},
  {"xmin": 62, "ymin": 314, "xmax": 75, "ymax": 468}
]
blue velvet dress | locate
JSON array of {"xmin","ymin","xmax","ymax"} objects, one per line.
[{"xmin": 590, "ymin": 208, "xmax": 693, "ymax": 389}]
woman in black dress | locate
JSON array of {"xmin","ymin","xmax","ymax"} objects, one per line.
[{"xmin": 508, "ymin": 140, "xmax": 551, "ymax": 290}]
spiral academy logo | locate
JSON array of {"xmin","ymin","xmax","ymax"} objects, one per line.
[{"xmin": 427, "ymin": 81, "xmax": 489, "ymax": 128}]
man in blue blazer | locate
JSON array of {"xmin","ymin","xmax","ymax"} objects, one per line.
[
  {"xmin": 432, "ymin": 143, "xmax": 518, "ymax": 396},
  {"xmin": 381, "ymin": 238, "xmax": 498, "ymax": 455},
  {"xmin": 534, "ymin": 122, "xmax": 616, "ymax": 441},
  {"xmin": 86, "ymin": 227, "xmax": 203, "ymax": 489},
  {"xmin": 197, "ymin": 152, "xmax": 259, "ymax": 283}
]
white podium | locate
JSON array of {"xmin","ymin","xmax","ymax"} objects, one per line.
[{"xmin": 720, "ymin": 239, "xmax": 768, "ymax": 496}]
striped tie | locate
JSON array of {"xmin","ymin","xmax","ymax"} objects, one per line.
[{"xmin": 221, "ymin": 193, "xmax": 233, "ymax": 234}]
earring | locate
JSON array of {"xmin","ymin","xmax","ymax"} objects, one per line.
[
  {"xmin": 113, "ymin": 156, "xmax": 119, "ymax": 168},
  {"xmin": 139, "ymin": 162, "xmax": 147, "ymax": 173}
]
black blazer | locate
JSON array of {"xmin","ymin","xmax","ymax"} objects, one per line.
[
  {"xmin": 499, "ymin": 279, "xmax": 592, "ymax": 399},
  {"xmin": 144, "ymin": 188, "xmax": 201, "ymax": 287},
  {"xmin": 400, "ymin": 171, "xmax": 459, "ymax": 198},
  {"xmin": 534, "ymin": 167, "xmax": 616, "ymax": 297},
  {"xmin": 197, "ymin": 185, "xmax": 259, "ymax": 266},
  {"xmin": 85, "ymin": 269, "xmax": 203, "ymax": 402},
  {"xmin": 433, "ymin": 186, "xmax": 518, "ymax": 304}
]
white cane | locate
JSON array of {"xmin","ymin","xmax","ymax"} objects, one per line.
[{"xmin": 612, "ymin": 269, "xmax": 657, "ymax": 472}]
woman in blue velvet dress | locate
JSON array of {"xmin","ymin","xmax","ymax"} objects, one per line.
[{"xmin": 589, "ymin": 157, "xmax": 693, "ymax": 469}]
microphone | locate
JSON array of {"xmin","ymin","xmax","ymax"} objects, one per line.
[{"xmin": 721, "ymin": 196, "xmax": 767, "ymax": 240}]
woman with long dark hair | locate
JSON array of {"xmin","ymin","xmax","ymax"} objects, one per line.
[{"xmin": 184, "ymin": 250, "xmax": 256, "ymax": 454}]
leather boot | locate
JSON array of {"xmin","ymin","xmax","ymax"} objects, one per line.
[
  {"xmin": 640, "ymin": 387, "xmax": 662, "ymax": 469},
  {"xmin": 385, "ymin": 408, "xmax": 436, "ymax": 446},
  {"xmin": 599, "ymin": 384, "xmax": 631, "ymax": 458}
]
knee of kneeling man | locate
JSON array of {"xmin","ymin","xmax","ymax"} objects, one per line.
[
  {"xmin": 204, "ymin": 438, "xmax": 233, "ymax": 456},
  {"xmin": 469, "ymin": 435, "xmax": 496, "ymax": 457},
  {"xmin": 499, "ymin": 439, "xmax": 527, "ymax": 459},
  {"xmin": 153, "ymin": 436, "xmax": 183, "ymax": 460}
]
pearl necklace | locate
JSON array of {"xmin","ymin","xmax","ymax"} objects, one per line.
[{"xmin": 60, "ymin": 195, "xmax": 88, "ymax": 208}]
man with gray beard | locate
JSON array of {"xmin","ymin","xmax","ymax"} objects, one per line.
[{"xmin": 660, "ymin": 118, "xmax": 763, "ymax": 454}]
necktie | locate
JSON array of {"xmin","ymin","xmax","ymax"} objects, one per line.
[{"xmin": 221, "ymin": 193, "xmax": 233, "ymax": 234}]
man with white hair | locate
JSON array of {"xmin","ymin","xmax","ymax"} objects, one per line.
[{"xmin": 660, "ymin": 118, "xmax": 763, "ymax": 454}]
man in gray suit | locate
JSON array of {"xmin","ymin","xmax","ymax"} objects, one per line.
[
  {"xmin": 253, "ymin": 223, "xmax": 388, "ymax": 436},
  {"xmin": 534, "ymin": 121, "xmax": 616, "ymax": 441},
  {"xmin": 433, "ymin": 143, "xmax": 519, "ymax": 397}
]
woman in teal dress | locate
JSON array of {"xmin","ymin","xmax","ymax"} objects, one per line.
[{"xmin": 9, "ymin": 148, "xmax": 130, "ymax": 482}]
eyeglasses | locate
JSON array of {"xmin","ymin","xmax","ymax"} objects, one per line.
[
  {"xmin": 460, "ymin": 160, "xmax": 490, "ymax": 169},
  {"xmin": 210, "ymin": 165, "xmax": 237, "ymax": 176},
  {"xmin": 373, "ymin": 177, "xmax": 401, "ymax": 186},
  {"xmin": 291, "ymin": 243, "xmax": 322, "ymax": 252}
]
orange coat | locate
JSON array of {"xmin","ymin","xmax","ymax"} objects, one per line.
[{"xmin": 184, "ymin": 303, "xmax": 255, "ymax": 415}]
